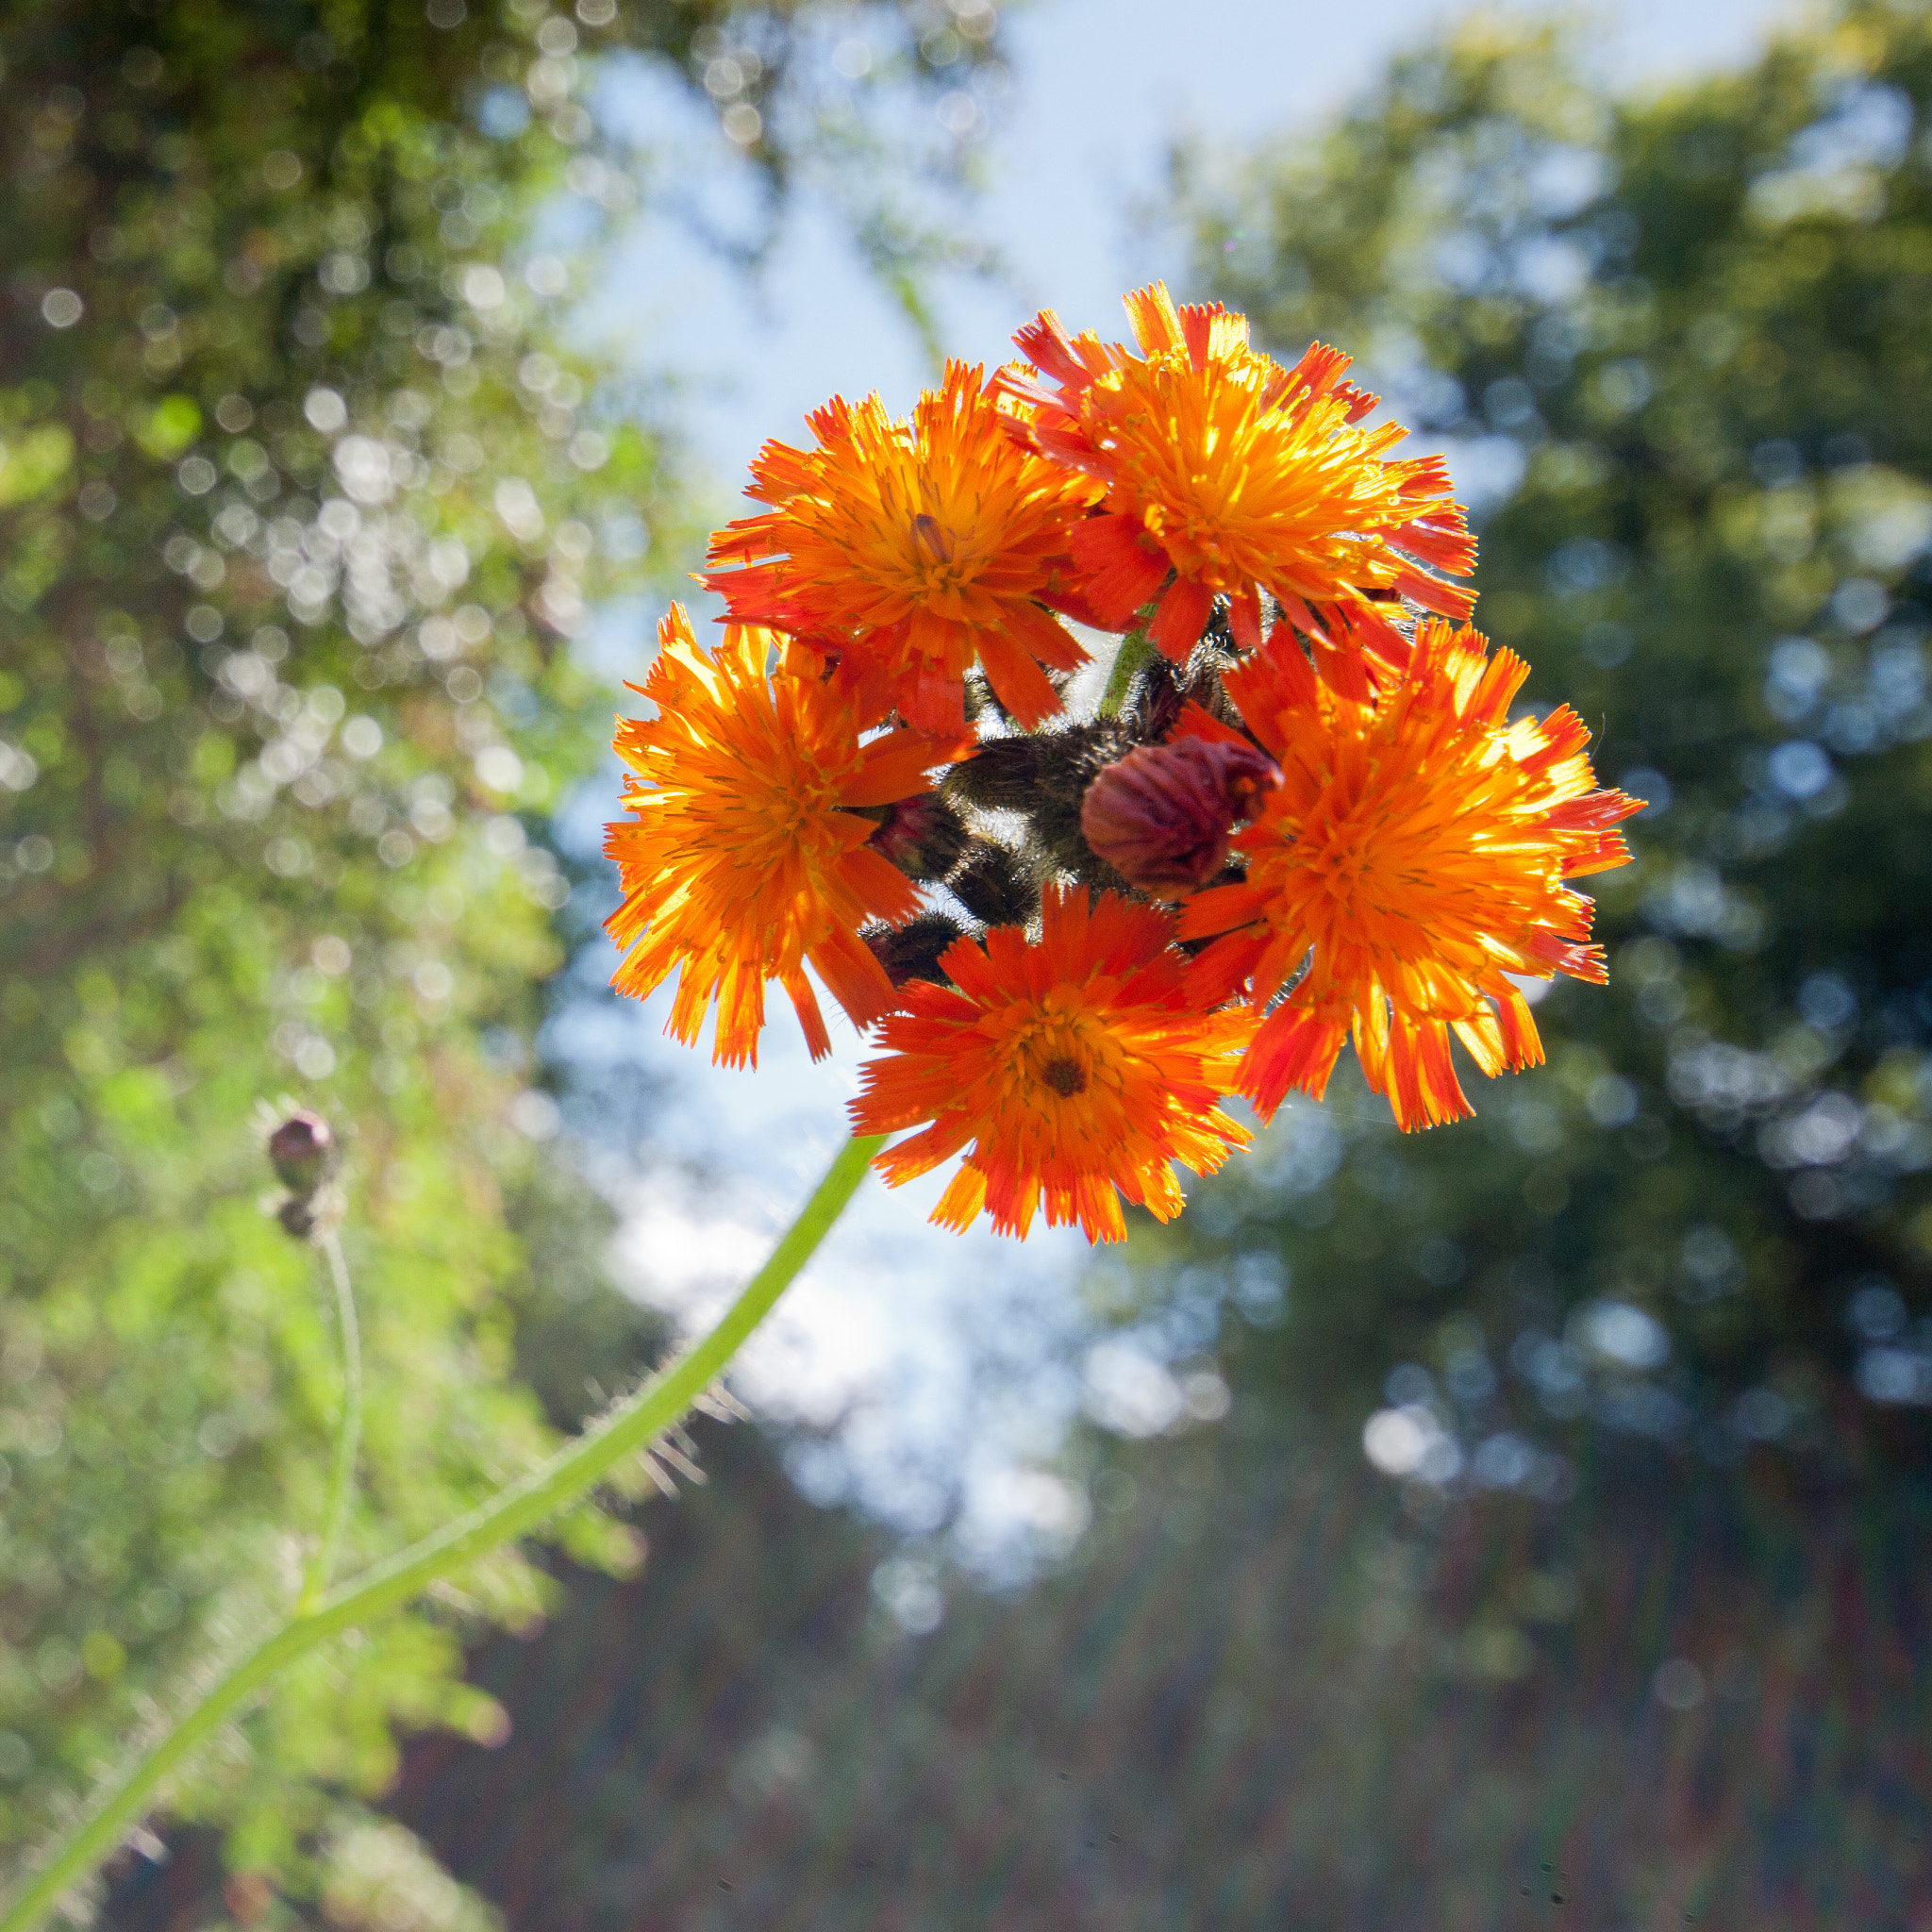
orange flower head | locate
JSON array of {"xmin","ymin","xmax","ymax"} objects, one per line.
[
  {"xmin": 1180, "ymin": 619, "xmax": 1643, "ymax": 1131},
  {"xmin": 604, "ymin": 604, "xmax": 966, "ymax": 1069},
  {"xmin": 851, "ymin": 884, "xmax": 1257, "ymax": 1242},
  {"xmin": 705, "ymin": 360, "xmax": 1103, "ymax": 736},
  {"xmin": 1006, "ymin": 282, "xmax": 1475, "ymax": 698}
]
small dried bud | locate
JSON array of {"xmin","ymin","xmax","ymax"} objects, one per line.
[
  {"xmin": 948, "ymin": 841, "xmax": 1036, "ymax": 927},
  {"xmin": 1080, "ymin": 738, "xmax": 1280, "ymax": 895},
  {"xmin": 1124, "ymin": 651, "xmax": 1187, "ymax": 739},
  {"xmin": 863, "ymin": 911, "xmax": 964, "ymax": 988},
  {"xmin": 267, "ymin": 1109, "xmax": 336, "ymax": 1195},
  {"xmin": 865, "ymin": 791, "xmax": 968, "ymax": 883},
  {"xmin": 277, "ymin": 1194, "xmax": 319, "ymax": 1240}
]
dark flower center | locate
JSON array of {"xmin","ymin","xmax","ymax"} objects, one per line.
[{"xmin": 1041, "ymin": 1056, "xmax": 1089, "ymax": 1097}]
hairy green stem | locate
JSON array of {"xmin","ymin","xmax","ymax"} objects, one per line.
[
  {"xmin": 1098, "ymin": 625, "xmax": 1154, "ymax": 717},
  {"xmin": 301, "ymin": 1229, "xmax": 362, "ymax": 1612},
  {"xmin": 0, "ymin": 1133, "xmax": 884, "ymax": 1932}
]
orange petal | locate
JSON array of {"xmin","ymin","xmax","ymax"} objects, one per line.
[
  {"xmin": 930, "ymin": 1161, "xmax": 990, "ymax": 1232},
  {"xmin": 808, "ymin": 922, "xmax": 899, "ymax": 1031},
  {"xmin": 1149, "ymin": 576, "xmax": 1214, "ymax": 660},
  {"xmin": 781, "ymin": 971, "xmax": 833, "ymax": 1062},
  {"xmin": 1242, "ymin": 1003, "xmax": 1347, "ymax": 1120},
  {"xmin": 844, "ymin": 727, "xmax": 970, "ymax": 808},
  {"xmin": 978, "ymin": 625, "xmax": 1065, "ymax": 730},
  {"xmin": 1071, "ymin": 512, "xmax": 1170, "ymax": 627}
]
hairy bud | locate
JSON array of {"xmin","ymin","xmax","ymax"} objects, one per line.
[
  {"xmin": 949, "ymin": 841, "xmax": 1036, "ymax": 927},
  {"xmin": 864, "ymin": 911, "xmax": 964, "ymax": 988},
  {"xmin": 267, "ymin": 1109, "xmax": 337, "ymax": 1195},
  {"xmin": 1080, "ymin": 738, "xmax": 1279, "ymax": 895},
  {"xmin": 942, "ymin": 737, "xmax": 1039, "ymax": 814},
  {"xmin": 865, "ymin": 791, "xmax": 968, "ymax": 883}
]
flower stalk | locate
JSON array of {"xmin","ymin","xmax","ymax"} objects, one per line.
[
  {"xmin": 300, "ymin": 1228, "xmax": 362, "ymax": 1613},
  {"xmin": 1097, "ymin": 624, "xmax": 1155, "ymax": 718},
  {"xmin": 0, "ymin": 1133, "xmax": 884, "ymax": 1932}
]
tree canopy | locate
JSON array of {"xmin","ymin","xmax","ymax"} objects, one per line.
[{"xmin": 1166, "ymin": 0, "xmax": 1932, "ymax": 1495}]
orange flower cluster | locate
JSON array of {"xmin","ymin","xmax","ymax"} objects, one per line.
[
  {"xmin": 604, "ymin": 283, "xmax": 1641, "ymax": 1242},
  {"xmin": 605, "ymin": 608, "xmax": 965, "ymax": 1067},
  {"xmin": 1178, "ymin": 619, "xmax": 1638, "ymax": 1131},
  {"xmin": 854, "ymin": 886, "xmax": 1256, "ymax": 1243},
  {"xmin": 1006, "ymin": 284, "xmax": 1475, "ymax": 699}
]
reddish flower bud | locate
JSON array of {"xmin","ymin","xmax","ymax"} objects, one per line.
[
  {"xmin": 865, "ymin": 791, "xmax": 967, "ymax": 883},
  {"xmin": 1080, "ymin": 738, "xmax": 1280, "ymax": 895},
  {"xmin": 267, "ymin": 1109, "xmax": 336, "ymax": 1196}
]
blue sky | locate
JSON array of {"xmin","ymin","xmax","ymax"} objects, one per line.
[{"xmin": 597, "ymin": 0, "xmax": 1804, "ymax": 494}]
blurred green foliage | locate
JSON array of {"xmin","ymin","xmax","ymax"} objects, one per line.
[
  {"xmin": 0, "ymin": 0, "xmax": 1007, "ymax": 1914},
  {"xmin": 1157, "ymin": 0, "xmax": 1932, "ymax": 1467}
]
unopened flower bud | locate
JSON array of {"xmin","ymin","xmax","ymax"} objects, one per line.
[
  {"xmin": 267, "ymin": 1109, "xmax": 337, "ymax": 1195},
  {"xmin": 866, "ymin": 791, "xmax": 968, "ymax": 883},
  {"xmin": 863, "ymin": 911, "xmax": 964, "ymax": 988},
  {"xmin": 1080, "ymin": 738, "xmax": 1280, "ymax": 895},
  {"xmin": 278, "ymin": 1194, "xmax": 320, "ymax": 1240},
  {"xmin": 945, "ymin": 737, "xmax": 1040, "ymax": 812},
  {"xmin": 948, "ymin": 841, "xmax": 1036, "ymax": 928}
]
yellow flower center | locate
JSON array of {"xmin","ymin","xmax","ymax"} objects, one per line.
[
  {"xmin": 998, "ymin": 1002, "xmax": 1133, "ymax": 1123},
  {"xmin": 1091, "ymin": 345, "xmax": 1414, "ymax": 597}
]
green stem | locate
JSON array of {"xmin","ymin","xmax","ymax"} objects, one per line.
[
  {"xmin": 1098, "ymin": 625, "xmax": 1154, "ymax": 717},
  {"xmin": 301, "ymin": 1229, "xmax": 362, "ymax": 1612},
  {"xmin": 0, "ymin": 1133, "xmax": 883, "ymax": 1932}
]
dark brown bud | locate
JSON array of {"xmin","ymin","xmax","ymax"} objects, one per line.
[
  {"xmin": 1079, "ymin": 738, "xmax": 1280, "ymax": 896},
  {"xmin": 948, "ymin": 841, "xmax": 1036, "ymax": 927},
  {"xmin": 865, "ymin": 791, "xmax": 968, "ymax": 883},
  {"xmin": 942, "ymin": 736, "xmax": 1040, "ymax": 813},
  {"xmin": 277, "ymin": 1194, "xmax": 319, "ymax": 1240},
  {"xmin": 863, "ymin": 912, "xmax": 964, "ymax": 988},
  {"xmin": 267, "ymin": 1109, "xmax": 336, "ymax": 1195},
  {"xmin": 1130, "ymin": 655, "xmax": 1188, "ymax": 741}
]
